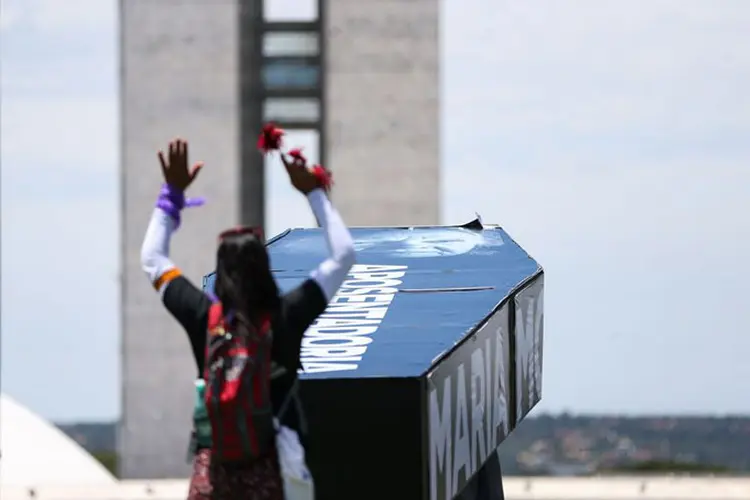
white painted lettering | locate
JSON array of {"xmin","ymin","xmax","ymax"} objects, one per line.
[
  {"xmin": 428, "ymin": 306, "xmax": 510, "ymax": 500},
  {"xmin": 300, "ymin": 346, "xmax": 368, "ymax": 358},
  {"xmin": 314, "ymin": 318, "xmax": 380, "ymax": 328},
  {"xmin": 300, "ymin": 265, "xmax": 407, "ymax": 374},
  {"xmin": 491, "ymin": 325, "xmax": 508, "ymax": 447},
  {"xmin": 302, "ymin": 363, "xmax": 358, "ymax": 373},
  {"xmin": 429, "ymin": 377, "xmax": 452, "ymax": 500},
  {"xmin": 483, "ymin": 337, "xmax": 493, "ymax": 454},
  {"xmin": 301, "ymin": 335, "xmax": 373, "ymax": 348},
  {"xmin": 470, "ymin": 348, "xmax": 487, "ymax": 471},
  {"xmin": 306, "ymin": 327, "xmax": 378, "ymax": 337},
  {"xmin": 452, "ymin": 364, "xmax": 472, "ymax": 496}
]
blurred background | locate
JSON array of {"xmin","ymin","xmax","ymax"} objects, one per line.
[{"xmin": 2, "ymin": 0, "xmax": 750, "ymax": 498}]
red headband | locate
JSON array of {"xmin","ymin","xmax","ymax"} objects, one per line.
[{"xmin": 218, "ymin": 226, "xmax": 264, "ymax": 243}]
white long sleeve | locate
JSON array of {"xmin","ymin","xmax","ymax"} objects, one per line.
[
  {"xmin": 307, "ymin": 189, "xmax": 356, "ymax": 301},
  {"xmin": 141, "ymin": 208, "xmax": 181, "ymax": 294}
]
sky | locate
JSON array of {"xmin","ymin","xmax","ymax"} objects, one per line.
[{"xmin": 2, "ymin": 0, "xmax": 750, "ymax": 422}]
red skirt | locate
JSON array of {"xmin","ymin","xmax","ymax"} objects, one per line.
[
  {"xmin": 187, "ymin": 448, "xmax": 285, "ymax": 500},
  {"xmin": 188, "ymin": 449, "xmax": 213, "ymax": 500}
]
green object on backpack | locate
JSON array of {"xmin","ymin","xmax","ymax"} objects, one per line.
[
  {"xmin": 193, "ymin": 378, "xmax": 212, "ymax": 447},
  {"xmin": 187, "ymin": 378, "xmax": 213, "ymax": 462}
]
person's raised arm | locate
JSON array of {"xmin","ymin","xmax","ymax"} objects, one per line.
[
  {"xmin": 140, "ymin": 138, "xmax": 205, "ymax": 294},
  {"xmin": 270, "ymin": 151, "xmax": 354, "ymax": 373},
  {"xmin": 140, "ymin": 194, "xmax": 180, "ymax": 293},
  {"xmin": 140, "ymin": 139, "xmax": 211, "ymax": 371},
  {"xmin": 306, "ymin": 189, "xmax": 355, "ymax": 301},
  {"xmin": 282, "ymin": 152, "xmax": 355, "ymax": 301}
]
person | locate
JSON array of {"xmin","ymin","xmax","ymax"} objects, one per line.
[{"xmin": 140, "ymin": 138, "xmax": 355, "ymax": 499}]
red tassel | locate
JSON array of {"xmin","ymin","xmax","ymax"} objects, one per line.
[
  {"xmin": 287, "ymin": 148, "xmax": 307, "ymax": 165},
  {"xmin": 257, "ymin": 123, "xmax": 285, "ymax": 153},
  {"xmin": 311, "ymin": 164, "xmax": 333, "ymax": 191}
]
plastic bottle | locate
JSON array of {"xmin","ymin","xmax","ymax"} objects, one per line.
[{"xmin": 193, "ymin": 378, "xmax": 211, "ymax": 446}]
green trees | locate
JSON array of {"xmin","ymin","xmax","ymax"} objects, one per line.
[{"xmin": 92, "ymin": 451, "xmax": 118, "ymax": 476}]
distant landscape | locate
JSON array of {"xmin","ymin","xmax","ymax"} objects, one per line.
[{"xmin": 57, "ymin": 414, "xmax": 750, "ymax": 477}]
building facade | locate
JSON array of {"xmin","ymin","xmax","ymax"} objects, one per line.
[{"xmin": 119, "ymin": 0, "xmax": 438, "ymax": 478}]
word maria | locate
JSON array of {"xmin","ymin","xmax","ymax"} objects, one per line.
[
  {"xmin": 428, "ymin": 311, "xmax": 509, "ymax": 500},
  {"xmin": 300, "ymin": 264, "xmax": 407, "ymax": 374}
]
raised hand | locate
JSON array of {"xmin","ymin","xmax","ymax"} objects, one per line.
[
  {"xmin": 281, "ymin": 149, "xmax": 330, "ymax": 195},
  {"xmin": 158, "ymin": 138, "xmax": 204, "ymax": 192}
]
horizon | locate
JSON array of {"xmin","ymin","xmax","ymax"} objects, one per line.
[{"xmin": 52, "ymin": 410, "xmax": 750, "ymax": 426}]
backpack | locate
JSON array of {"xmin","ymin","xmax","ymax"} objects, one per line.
[
  {"xmin": 203, "ymin": 302, "xmax": 275, "ymax": 462},
  {"xmin": 187, "ymin": 364, "xmax": 303, "ymax": 462}
]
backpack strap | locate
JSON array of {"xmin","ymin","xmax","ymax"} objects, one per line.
[
  {"xmin": 204, "ymin": 302, "xmax": 226, "ymax": 383},
  {"xmin": 276, "ymin": 378, "xmax": 298, "ymax": 421},
  {"xmin": 207, "ymin": 302, "xmax": 224, "ymax": 332},
  {"xmin": 275, "ymin": 378, "xmax": 308, "ymax": 435},
  {"xmin": 293, "ymin": 387, "xmax": 308, "ymax": 435},
  {"xmin": 271, "ymin": 362, "xmax": 288, "ymax": 379}
]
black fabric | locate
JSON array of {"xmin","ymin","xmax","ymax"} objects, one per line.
[
  {"xmin": 162, "ymin": 275, "xmax": 327, "ymax": 377},
  {"xmin": 162, "ymin": 274, "xmax": 326, "ymax": 443},
  {"xmin": 271, "ymin": 373, "xmax": 307, "ymax": 446},
  {"xmin": 162, "ymin": 276, "xmax": 212, "ymax": 373},
  {"xmin": 271, "ymin": 279, "xmax": 327, "ymax": 372},
  {"xmin": 455, "ymin": 452, "xmax": 505, "ymax": 500}
]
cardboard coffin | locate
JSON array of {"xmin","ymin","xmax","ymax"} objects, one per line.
[{"xmin": 203, "ymin": 219, "xmax": 544, "ymax": 500}]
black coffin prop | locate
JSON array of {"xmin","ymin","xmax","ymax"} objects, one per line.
[{"xmin": 203, "ymin": 220, "xmax": 544, "ymax": 500}]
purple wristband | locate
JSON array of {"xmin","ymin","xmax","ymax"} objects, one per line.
[{"xmin": 155, "ymin": 184, "xmax": 205, "ymax": 229}]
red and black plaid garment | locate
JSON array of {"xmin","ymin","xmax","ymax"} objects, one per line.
[{"xmin": 203, "ymin": 302, "xmax": 275, "ymax": 462}]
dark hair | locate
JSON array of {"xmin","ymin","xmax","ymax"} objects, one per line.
[{"xmin": 214, "ymin": 232, "xmax": 280, "ymax": 335}]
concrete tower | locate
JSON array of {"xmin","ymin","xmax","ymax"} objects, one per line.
[{"xmin": 119, "ymin": 0, "xmax": 438, "ymax": 478}]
